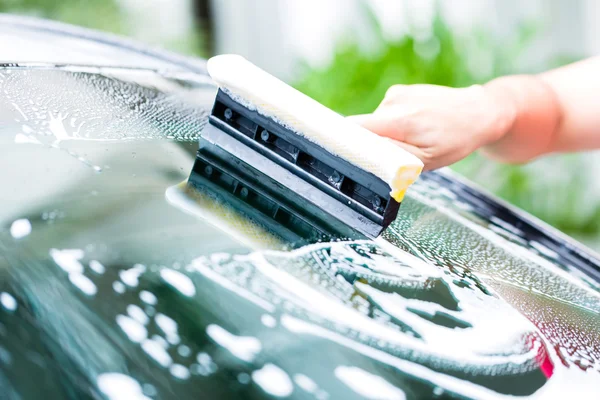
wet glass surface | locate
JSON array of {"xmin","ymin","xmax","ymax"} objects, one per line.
[{"xmin": 0, "ymin": 64, "xmax": 599, "ymax": 400}]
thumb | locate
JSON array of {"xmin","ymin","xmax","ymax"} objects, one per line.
[
  {"xmin": 348, "ymin": 114, "xmax": 428, "ymax": 168},
  {"xmin": 346, "ymin": 113, "xmax": 404, "ymax": 141}
]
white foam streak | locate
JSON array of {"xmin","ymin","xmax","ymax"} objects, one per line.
[
  {"xmin": 127, "ymin": 305, "xmax": 149, "ymax": 325},
  {"xmin": 97, "ymin": 373, "xmax": 150, "ymax": 400},
  {"xmin": 206, "ymin": 324, "xmax": 262, "ymax": 362},
  {"xmin": 335, "ymin": 366, "xmax": 405, "ymax": 400},
  {"xmin": 50, "ymin": 249, "xmax": 84, "ymax": 274},
  {"xmin": 252, "ymin": 364, "xmax": 293, "ymax": 398},
  {"xmin": 89, "ymin": 260, "xmax": 106, "ymax": 274},
  {"xmin": 116, "ymin": 315, "xmax": 147, "ymax": 343},
  {"xmin": 281, "ymin": 315, "xmax": 513, "ymax": 400},
  {"xmin": 120, "ymin": 264, "xmax": 145, "ymax": 288},
  {"xmin": 160, "ymin": 269, "xmax": 196, "ymax": 297},
  {"xmin": 69, "ymin": 273, "xmax": 98, "ymax": 296},
  {"xmin": 142, "ymin": 339, "xmax": 172, "ymax": 367},
  {"xmin": 139, "ymin": 290, "xmax": 157, "ymax": 305}
]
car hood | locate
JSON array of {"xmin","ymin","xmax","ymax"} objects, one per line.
[{"xmin": 0, "ymin": 16, "xmax": 599, "ymax": 400}]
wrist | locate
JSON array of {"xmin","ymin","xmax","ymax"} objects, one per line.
[
  {"xmin": 480, "ymin": 75, "xmax": 563, "ymax": 163},
  {"xmin": 480, "ymin": 77, "xmax": 519, "ymax": 146}
]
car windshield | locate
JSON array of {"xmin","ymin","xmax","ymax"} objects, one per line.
[{"xmin": 0, "ymin": 20, "xmax": 599, "ymax": 400}]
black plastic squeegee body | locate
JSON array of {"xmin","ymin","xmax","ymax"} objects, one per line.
[
  {"xmin": 188, "ymin": 89, "xmax": 400, "ymax": 240},
  {"xmin": 211, "ymin": 90, "xmax": 399, "ymax": 226}
]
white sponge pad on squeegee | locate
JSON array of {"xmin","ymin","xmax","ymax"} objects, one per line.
[{"xmin": 207, "ymin": 54, "xmax": 423, "ymax": 202}]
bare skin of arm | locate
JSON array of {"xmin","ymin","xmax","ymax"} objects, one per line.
[{"xmin": 349, "ymin": 57, "xmax": 600, "ymax": 170}]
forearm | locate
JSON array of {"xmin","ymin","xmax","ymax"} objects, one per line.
[
  {"xmin": 350, "ymin": 57, "xmax": 600, "ymax": 169},
  {"xmin": 480, "ymin": 75, "xmax": 562, "ymax": 163},
  {"xmin": 481, "ymin": 57, "xmax": 600, "ymax": 163}
]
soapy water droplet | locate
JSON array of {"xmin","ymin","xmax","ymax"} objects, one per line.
[
  {"xmin": 116, "ymin": 315, "xmax": 147, "ymax": 343},
  {"xmin": 177, "ymin": 345, "xmax": 191, "ymax": 358},
  {"xmin": 237, "ymin": 372, "xmax": 251, "ymax": 384},
  {"xmin": 10, "ymin": 219, "xmax": 31, "ymax": 239},
  {"xmin": 155, "ymin": 313, "xmax": 178, "ymax": 338},
  {"xmin": 69, "ymin": 273, "xmax": 97, "ymax": 296},
  {"xmin": 150, "ymin": 335, "xmax": 168, "ymax": 349},
  {"xmin": 142, "ymin": 384, "xmax": 156, "ymax": 397},
  {"xmin": 191, "ymin": 352, "xmax": 218, "ymax": 377},
  {"xmin": 261, "ymin": 314, "xmax": 277, "ymax": 328},
  {"xmin": 251, "ymin": 364, "xmax": 293, "ymax": 398},
  {"xmin": 89, "ymin": 260, "xmax": 105, "ymax": 274},
  {"xmin": 206, "ymin": 324, "xmax": 262, "ymax": 363},
  {"xmin": 196, "ymin": 352, "xmax": 211, "ymax": 365},
  {"xmin": 142, "ymin": 338, "xmax": 172, "ymax": 368},
  {"xmin": 139, "ymin": 290, "xmax": 158, "ymax": 305},
  {"xmin": 160, "ymin": 268, "xmax": 196, "ymax": 297},
  {"xmin": 113, "ymin": 281, "xmax": 126, "ymax": 294},
  {"xmin": 169, "ymin": 364, "xmax": 190, "ymax": 380},
  {"xmin": 97, "ymin": 373, "xmax": 150, "ymax": 400},
  {"xmin": 0, "ymin": 346, "xmax": 12, "ymax": 366},
  {"xmin": 41, "ymin": 209, "xmax": 65, "ymax": 224},
  {"xmin": 127, "ymin": 305, "xmax": 149, "ymax": 325},
  {"xmin": 145, "ymin": 306, "xmax": 156, "ymax": 317},
  {"xmin": 50, "ymin": 248, "xmax": 84, "ymax": 274},
  {"xmin": 120, "ymin": 264, "xmax": 145, "ymax": 288},
  {"xmin": 0, "ymin": 293, "xmax": 17, "ymax": 312},
  {"xmin": 294, "ymin": 374, "xmax": 318, "ymax": 393}
]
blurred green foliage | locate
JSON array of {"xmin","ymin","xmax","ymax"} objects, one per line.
[
  {"xmin": 295, "ymin": 18, "xmax": 472, "ymax": 116},
  {"xmin": 0, "ymin": 0, "xmax": 124, "ymax": 33},
  {"xmin": 293, "ymin": 6, "xmax": 537, "ymax": 116},
  {"xmin": 294, "ymin": 6, "xmax": 600, "ymax": 245},
  {"xmin": 0, "ymin": 0, "xmax": 206, "ymax": 55}
]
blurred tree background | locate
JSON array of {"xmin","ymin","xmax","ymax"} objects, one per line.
[
  {"xmin": 1, "ymin": 0, "xmax": 599, "ymax": 250},
  {"xmin": 0, "ymin": 0, "xmax": 123, "ymax": 33},
  {"xmin": 0, "ymin": 0, "xmax": 210, "ymax": 56},
  {"xmin": 293, "ymin": 4, "xmax": 600, "ymax": 250}
]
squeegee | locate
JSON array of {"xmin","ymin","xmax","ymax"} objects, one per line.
[{"xmin": 188, "ymin": 55, "xmax": 423, "ymax": 241}]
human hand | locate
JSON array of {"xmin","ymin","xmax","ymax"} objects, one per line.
[{"xmin": 348, "ymin": 83, "xmax": 516, "ymax": 170}]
